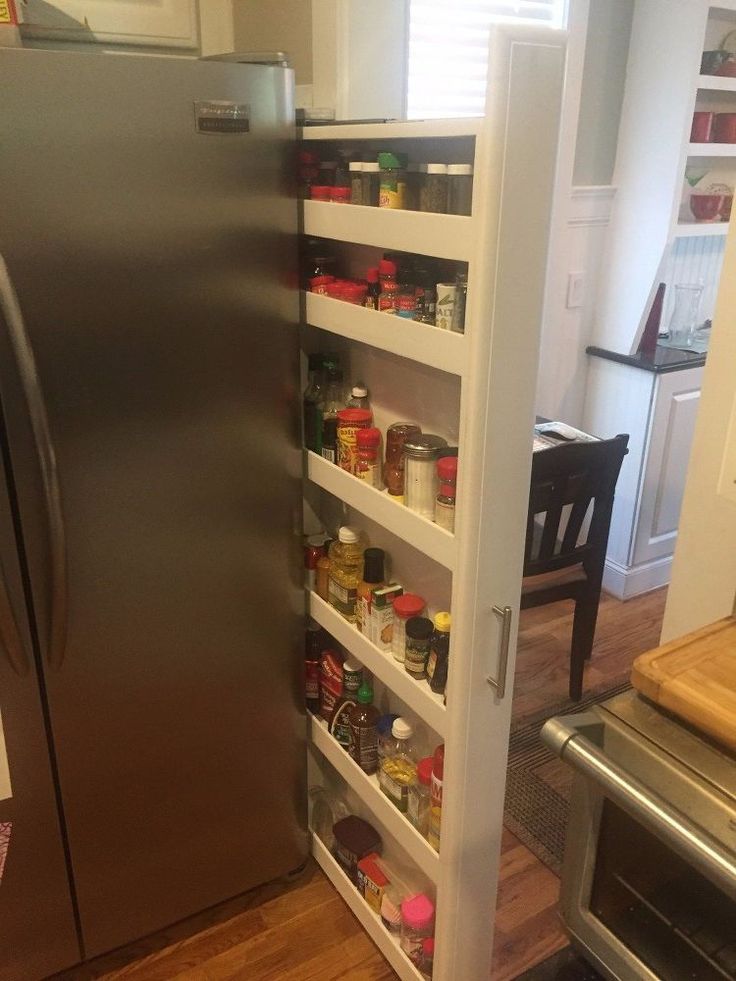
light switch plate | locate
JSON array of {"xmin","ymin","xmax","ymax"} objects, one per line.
[{"xmin": 566, "ymin": 271, "xmax": 585, "ymax": 309}]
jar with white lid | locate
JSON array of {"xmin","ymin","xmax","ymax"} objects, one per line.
[
  {"xmin": 361, "ymin": 161, "xmax": 381, "ymax": 207},
  {"xmin": 447, "ymin": 164, "xmax": 473, "ymax": 215},
  {"xmin": 419, "ymin": 164, "xmax": 448, "ymax": 213},
  {"xmin": 403, "ymin": 435, "xmax": 448, "ymax": 519},
  {"xmin": 349, "ymin": 161, "xmax": 364, "ymax": 206}
]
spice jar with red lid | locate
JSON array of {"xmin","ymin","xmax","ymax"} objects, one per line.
[
  {"xmin": 435, "ymin": 455, "xmax": 458, "ymax": 532},
  {"xmin": 384, "ymin": 422, "xmax": 422, "ymax": 501},
  {"xmin": 356, "ymin": 427, "xmax": 382, "ymax": 487},
  {"xmin": 391, "ymin": 593, "xmax": 426, "ymax": 663},
  {"xmin": 337, "ymin": 408, "xmax": 373, "ymax": 475},
  {"xmin": 310, "ymin": 185, "xmax": 332, "ymax": 201},
  {"xmin": 331, "ymin": 186, "xmax": 352, "ymax": 204}
]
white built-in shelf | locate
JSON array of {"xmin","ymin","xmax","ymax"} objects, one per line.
[
  {"xmin": 697, "ymin": 73, "xmax": 736, "ymax": 92},
  {"xmin": 675, "ymin": 221, "xmax": 729, "ymax": 237},
  {"xmin": 306, "ymin": 451, "xmax": 456, "ymax": 571},
  {"xmin": 309, "ymin": 713, "xmax": 440, "ymax": 882},
  {"xmin": 301, "ymin": 118, "xmax": 482, "ymax": 141},
  {"xmin": 310, "ymin": 832, "xmax": 424, "ymax": 981},
  {"xmin": 302, "ymin": 200, "xmax": 474, "ymax": 262},
  {"xmin": 688, "ymin": 142, "xmax": 736, "ymax": 156},
  {"xmin": 304, "ymin": 292, "xmax": 465, "ymax": 377},
  {"xmin": 309, "ymin": 591, "xmax": 447, "ymax": 738}
]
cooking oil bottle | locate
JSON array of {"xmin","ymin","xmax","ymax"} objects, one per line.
[
  {"xmin": 379, "ymin": 717, "xmax": 418, "ymax": 813},
  {"xmin": 328, "ymin": 525, "xmax": 367, "ymax": 623}
]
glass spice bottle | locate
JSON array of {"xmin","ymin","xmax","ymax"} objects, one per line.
[
  {"xmin": 378, "ymin": 259, "xmax": 400, "ymax": 314},
  {"xmin": 361, "ymin": 161, "xmax": 381, "ymax": 207},
  {"xmin": 404, "ymin": 616, "xmax": 434, "ymax": 680},
  {"xmin": 364, "ymin": 267, "xmax": 380, "ymax": 309},
  {"xmin": 356, "ymin": 427, "xmax": 382, "ymax": 488},
  {"xmin": 427, "ymin": 612, "xmax": 451, "ymax": 695},
  {"xmin": 384, "ymin": 423, "xmax": 422, "ymax": 502},
  {"xmin": 404, "ymin": 435, "xmax": 448, "ymax": 520},
  {"xmin": 419, "ymin": 163, "xmax": 448, "ymax": 213},
  {"xmin": 391, "ymin": 594, "xmax": 426, "ymax": 664},
  {"xmin": 349, "ymin": 161, "xmax": 364, "ymax": 206},
  {"xmin": 378, "ymin": 151, "xmax": 408, "ymax": 209},
  {"xmin": 435, "ymin": 456, "xmax": 458, "ymax": 532},
  {"xmin": 447, "ymin": 163, "xmax": 474, "ymax": 215}
]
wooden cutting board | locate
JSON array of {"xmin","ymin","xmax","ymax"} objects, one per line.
[{"xmin": 631, "ymin": 617, "xmax": 736, "ymax": 753}]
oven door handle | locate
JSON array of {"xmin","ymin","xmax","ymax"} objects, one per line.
[{"xmin": 542, "ymin": 715, "xmax": 736, "ymax": 898}]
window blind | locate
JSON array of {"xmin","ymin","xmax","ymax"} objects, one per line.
[{"xmin": 407, "ymin": 0, "xmax": 567, "ymax": 119}]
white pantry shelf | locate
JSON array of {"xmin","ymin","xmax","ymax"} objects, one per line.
[
  {"xmin": 688, "ymin": 142, "xmax": 736, "ymax": 156},
  {"xmin": 309, "ymin": 713, "xmax": 440, "ymax": 882},
  {"xmin": 310, "ymin": 832, "xmax": 424, "ymax": 981},
  {"xmin": 301, "ymin": 118, "xmax": 482, "ymax": 141},
  {"xmin": 697, "ymin": 73, "xmax": 736, "ymax": 92},
  {"xmin": 306, "ymin": 452, "xmax": 456, "ymax": 570},
  {"xmin": 309, "ymin": 591, "xmax": 447, "ymax": 738},
  {"xmin": 302, "ymin": 200, "xmax": 474, "ymax": 262},
  {"xmin": 304, "ymin": 292, "xmax": 465, "ymax": 376},
  {"xmin": 675, "ymin": 221, "xmax": 729, "ymax": 237}
]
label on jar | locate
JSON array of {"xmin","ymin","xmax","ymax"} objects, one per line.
[
  {"xmin": 329, "ymin": 698, "xmax": 356, "ymax": 750},
  {"xmin": 329, "ymin": 577, "xmax": 358, "ymax": 621},
  {"xmin": 379, "ymin": 178, "xmax": 406, "ymax": 209},
  {"xmin": 378, "ymin": 295, "xmax": 397, "ymax": 314},
  {"xmin": 405, "ymin": 639, "xmax": 430, "ymax": 678},
  {"xmin": 349, "ymin": 723, "xmax": 378, "ymax": 773},
  {"xmin": 305, "ymin": 661, "xmax": 319, "ymax": 703},
  {"xmin": 426, "ymin": 649, "xmax": 438, "ymax": 681},
  {"xmin": 356, "ymin": 460, "xmax": 380, "ymax": 487},
  {"xmin": 378, "ymin": 767, "xmax": 408, "ymax": 810},
  {"xmin": 337, "ymin": 422, "xmax": 368, "ymax": 475},
  {"xmin": 434, "ymin": 498, "xmax": 455, "ymax": 533}
]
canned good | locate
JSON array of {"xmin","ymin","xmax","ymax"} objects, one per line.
[{"xmin": 337, "ymin": 408, "xmax": 373, "ymax": 475}]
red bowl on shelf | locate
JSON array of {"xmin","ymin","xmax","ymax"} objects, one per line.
[
  {"xmin": 721, "ymin": 195, "xmax": 734, "ymax": 221},
  {"xmin": 690, "ymin": 193, "xmax": 726, "ymax": 222},
  {"xmin": 714, "ymin": 112, "xmax": 736, "ymax": 143}
]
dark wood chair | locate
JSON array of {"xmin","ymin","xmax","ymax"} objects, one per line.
[{"xmin": 521, "ymin": 434, "xmax": 629, "ymax": 701}]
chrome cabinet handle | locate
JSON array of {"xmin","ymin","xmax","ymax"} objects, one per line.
[
  {"xmin": 0, "ymin": 557, "xmax": 28, "ymax": 676},
  {"xmin": 0, "ymin": 255, "xmax": 67, "ymax": 669},
  {"xmin": 487, "ymin": 604, "xmax": 512, "ymax": 698},
  {"xmin": 542, "ymin": 716, "xmax": 736, "ymax": 897}
]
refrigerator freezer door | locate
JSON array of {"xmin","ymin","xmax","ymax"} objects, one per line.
[
  {"xmin": 0, "ymin": 405, "xmax": 80, "ymax": 979},
  {"xmin": 0, "ymin": 49, "xmax": 305, "ymax": 958}
]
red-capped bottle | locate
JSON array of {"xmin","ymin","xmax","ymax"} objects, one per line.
[{"xmin": 365, "ymin": 267, "xmax": 381, "ymax": 310}]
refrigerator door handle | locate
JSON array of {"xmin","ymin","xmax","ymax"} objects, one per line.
[
  {"xmin": 0, "ymin": 254, "xmax": 67, "ymax": 669},
  {"xmin": 0, "ymin": 557, "xmax": 29, "ymax": 675}
]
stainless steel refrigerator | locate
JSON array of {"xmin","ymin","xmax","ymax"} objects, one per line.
[{"xmin": 0, "ymin": 47, "xmax": 306, "ymax": 979}]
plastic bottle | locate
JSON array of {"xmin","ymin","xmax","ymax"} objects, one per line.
[
  {"xmin": 400, "ymin": 893, "xmax": 435, "ymax": 965},
  {"xmin": 427, "ymin": 612, "xmax": 451, "ymax": 695},
  {"xmin": 349, "ymin": 679, "xmax": 380, "ymax": 774},
  {"xmin": 356, "ymin": 548, "xmax": 386, "ymax": 634},
  {"xmin": 320, "ymin": 363, "xmax": 345, "ymax": 464},
  {"xmin": 407, "ymin": 756, "xmax": 433, "ymax": 837},
  {"xmin": 329, "ymin": 659, "xmax": 361, "ymax": 751},
  {"xmin": 315, "ymin": 553, "xmax": 331, "ymax": 601},
  {"xmin": 428, "ymin": 743, "xmax": 444, "ymax": 851},
  {"xmin": 378, "ymin": 259, "xmax": 399, "ymax": 314},
  {"xmin": 435, "ymin": 456, "xmax": 458, "ymax": 532},
  {"xmin": 379, "ymin": 717, "xmax": 418, "ymax": 812},
  {"xmin": 328, "ymin": 526, "xmax": 367, "ymax": 623},
  {"xmin": 364, "ymin": 267, "xmax": 381, "ymax": 310},
  {"xmin": 347, "ymin": 384, "xmax": 370, "ymax": 411},
  {"xmin": 376, "ymin": 713, "xmax": 399, "ymax": 764},
  {"xmin": 303, "ymin": 353, "xmax": 325, "ymax": 453}
]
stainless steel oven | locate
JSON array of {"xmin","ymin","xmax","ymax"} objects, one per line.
[{"xmin": 542, "ymin": 691, "xmax": 736, "ymax": 981}]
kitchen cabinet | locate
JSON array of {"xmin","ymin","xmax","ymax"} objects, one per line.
[
  {"xmin": 19, "ymin": 0, "xmax": 198, "ymax": 48},
  {"xmin": 300, "ymin": 28, "xmax": 565, "ymax": 981},
  {"xmin": 584, "ymin": 350, "xmax": 703, "ymax": 599}
]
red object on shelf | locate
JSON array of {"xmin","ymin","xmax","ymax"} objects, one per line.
[
  {"xmin": 310, "ymin": 185, "xmax": 332, "ymax": 201},
  {"xmin": 691, "ymin": 111, "xmax": 715, "ymax": 142},
  {"xmin": 330, "ymin": 186, "xmax": 352, "ymax": 203},
  {"xmin": 690, "ymin": 194, "xmax": 725, "ymax": 221},
  {"xmin": 714, "ymin": 112, "xmax": 736, "ymax": 143}
]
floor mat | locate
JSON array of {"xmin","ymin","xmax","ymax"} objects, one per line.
[{"xmin": 504, "ymin": 680, "xmax": 632, "ymax": 874}]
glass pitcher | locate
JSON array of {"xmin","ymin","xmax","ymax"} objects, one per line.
[{"xmin": 667, "ymin": 284, "xmax": 703, "ymax": 347}]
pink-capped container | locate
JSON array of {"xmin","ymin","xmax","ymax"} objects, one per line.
[{"xmin": 400, "ymin": 892, "xmax": 435, "ymax": 966}]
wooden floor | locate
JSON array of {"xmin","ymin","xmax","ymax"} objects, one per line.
[{"xmin": 52, "ymin": 589, "xmax": 667, "ymax": 981}]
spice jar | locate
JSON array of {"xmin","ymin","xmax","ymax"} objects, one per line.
[
  {"xmin": 361, "ymin": 161, "xmax": 381, "ymax": 207},
  {"xmin": 407, "ymin": 756, "xmax": 433, "ymax": 836},
  {"xmin": 378, "ymin": 151, "xmax": 408, "ymax": 209},
  {"xmin": 404, "ymin": 616, "xmax": 434, "ymax": 680},
  {"xmin": 391, "ymin": 593, "xmax": 426, "ymax": 663},
  {"xmin": 435, "ymin": 456, "xmax": 458, "ymax": 532},
  {"xmin": 406, "ymin": 162, "xmax": 422, "ymax": 211},
  {"xmin": 315, "ymin": 553, "xmax": 331, "ymax": 601},
  {"xmin": 349, "ymin": 161, "xmax": 363, "ymax": 205},
  {"xmin": 337, "ymin": 408, "xmax": 373, "ymax": 476},
  {"xmin": 400, "ymin": 893, "xmax": 435, "ymax": 965},
  {"xmin": 448, "ymin": 163, "xmax": 473, "ymax": 215},
  {"xmin": 427, "ymin": 612, "xmax": 451, "ymax": 696},
  {"xmin": 404, "ymin": 435, "xmax": 448, "ymax": 519},
  {"xmin": 384, "ymin": 422, "xmax": 422, "ymax": 501},
  {"xmin": 330, "ymin": 186, "xmax": 351, "ymax": 204},
  {"xmin": 310, "ymin": 185, "xmax": 332, "ymax": 202},
  {"xmin": 356, "ymin": 427, "xmax": 382, "ymax": 487},
  {"xmin": 435, "ymin": 281, "xmax": 457, "ymax": 330},
  {"xmin": 419, "ymin": 163, "xmax": 448, "ymax": 213}
]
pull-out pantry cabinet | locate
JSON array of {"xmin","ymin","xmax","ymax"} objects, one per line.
[{"xmin": 300, "ymin": 26, "xmax": 566, "ymax": 981}]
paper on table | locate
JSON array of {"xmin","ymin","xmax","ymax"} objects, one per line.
[{"xmin": 0, "ymin": 709, "xmax": 11, "ymax": 802}]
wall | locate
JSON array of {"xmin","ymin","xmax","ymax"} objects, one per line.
[
  {"xmin": 232, "ymin": 0, "xmax": 312, "ymax": 83},
  {"xmin": 573, "ymin": 0, "xmax": 634, "ymax": 185},
  {"xmin": 662, "ymin": 225, "xmax": 736, "ymax": 641}
]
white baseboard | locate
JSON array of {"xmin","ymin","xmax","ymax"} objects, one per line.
[{"xmin": 603, "ymin": 555, "xmax": 672, "ymax": 600}]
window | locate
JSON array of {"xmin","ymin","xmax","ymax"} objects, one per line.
[{"xmin": 407, "ymin": 0, "xmax": 568, "ymax": 119}]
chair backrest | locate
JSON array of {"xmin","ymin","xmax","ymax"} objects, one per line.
[{"xmin": 524, "ymin": 434, "xmax": 629, "ymax": 579}]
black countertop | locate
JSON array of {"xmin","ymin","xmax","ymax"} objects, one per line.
[{"xmin": 586, "ymin": 343, "xmax": 707, "ymax": 374}]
